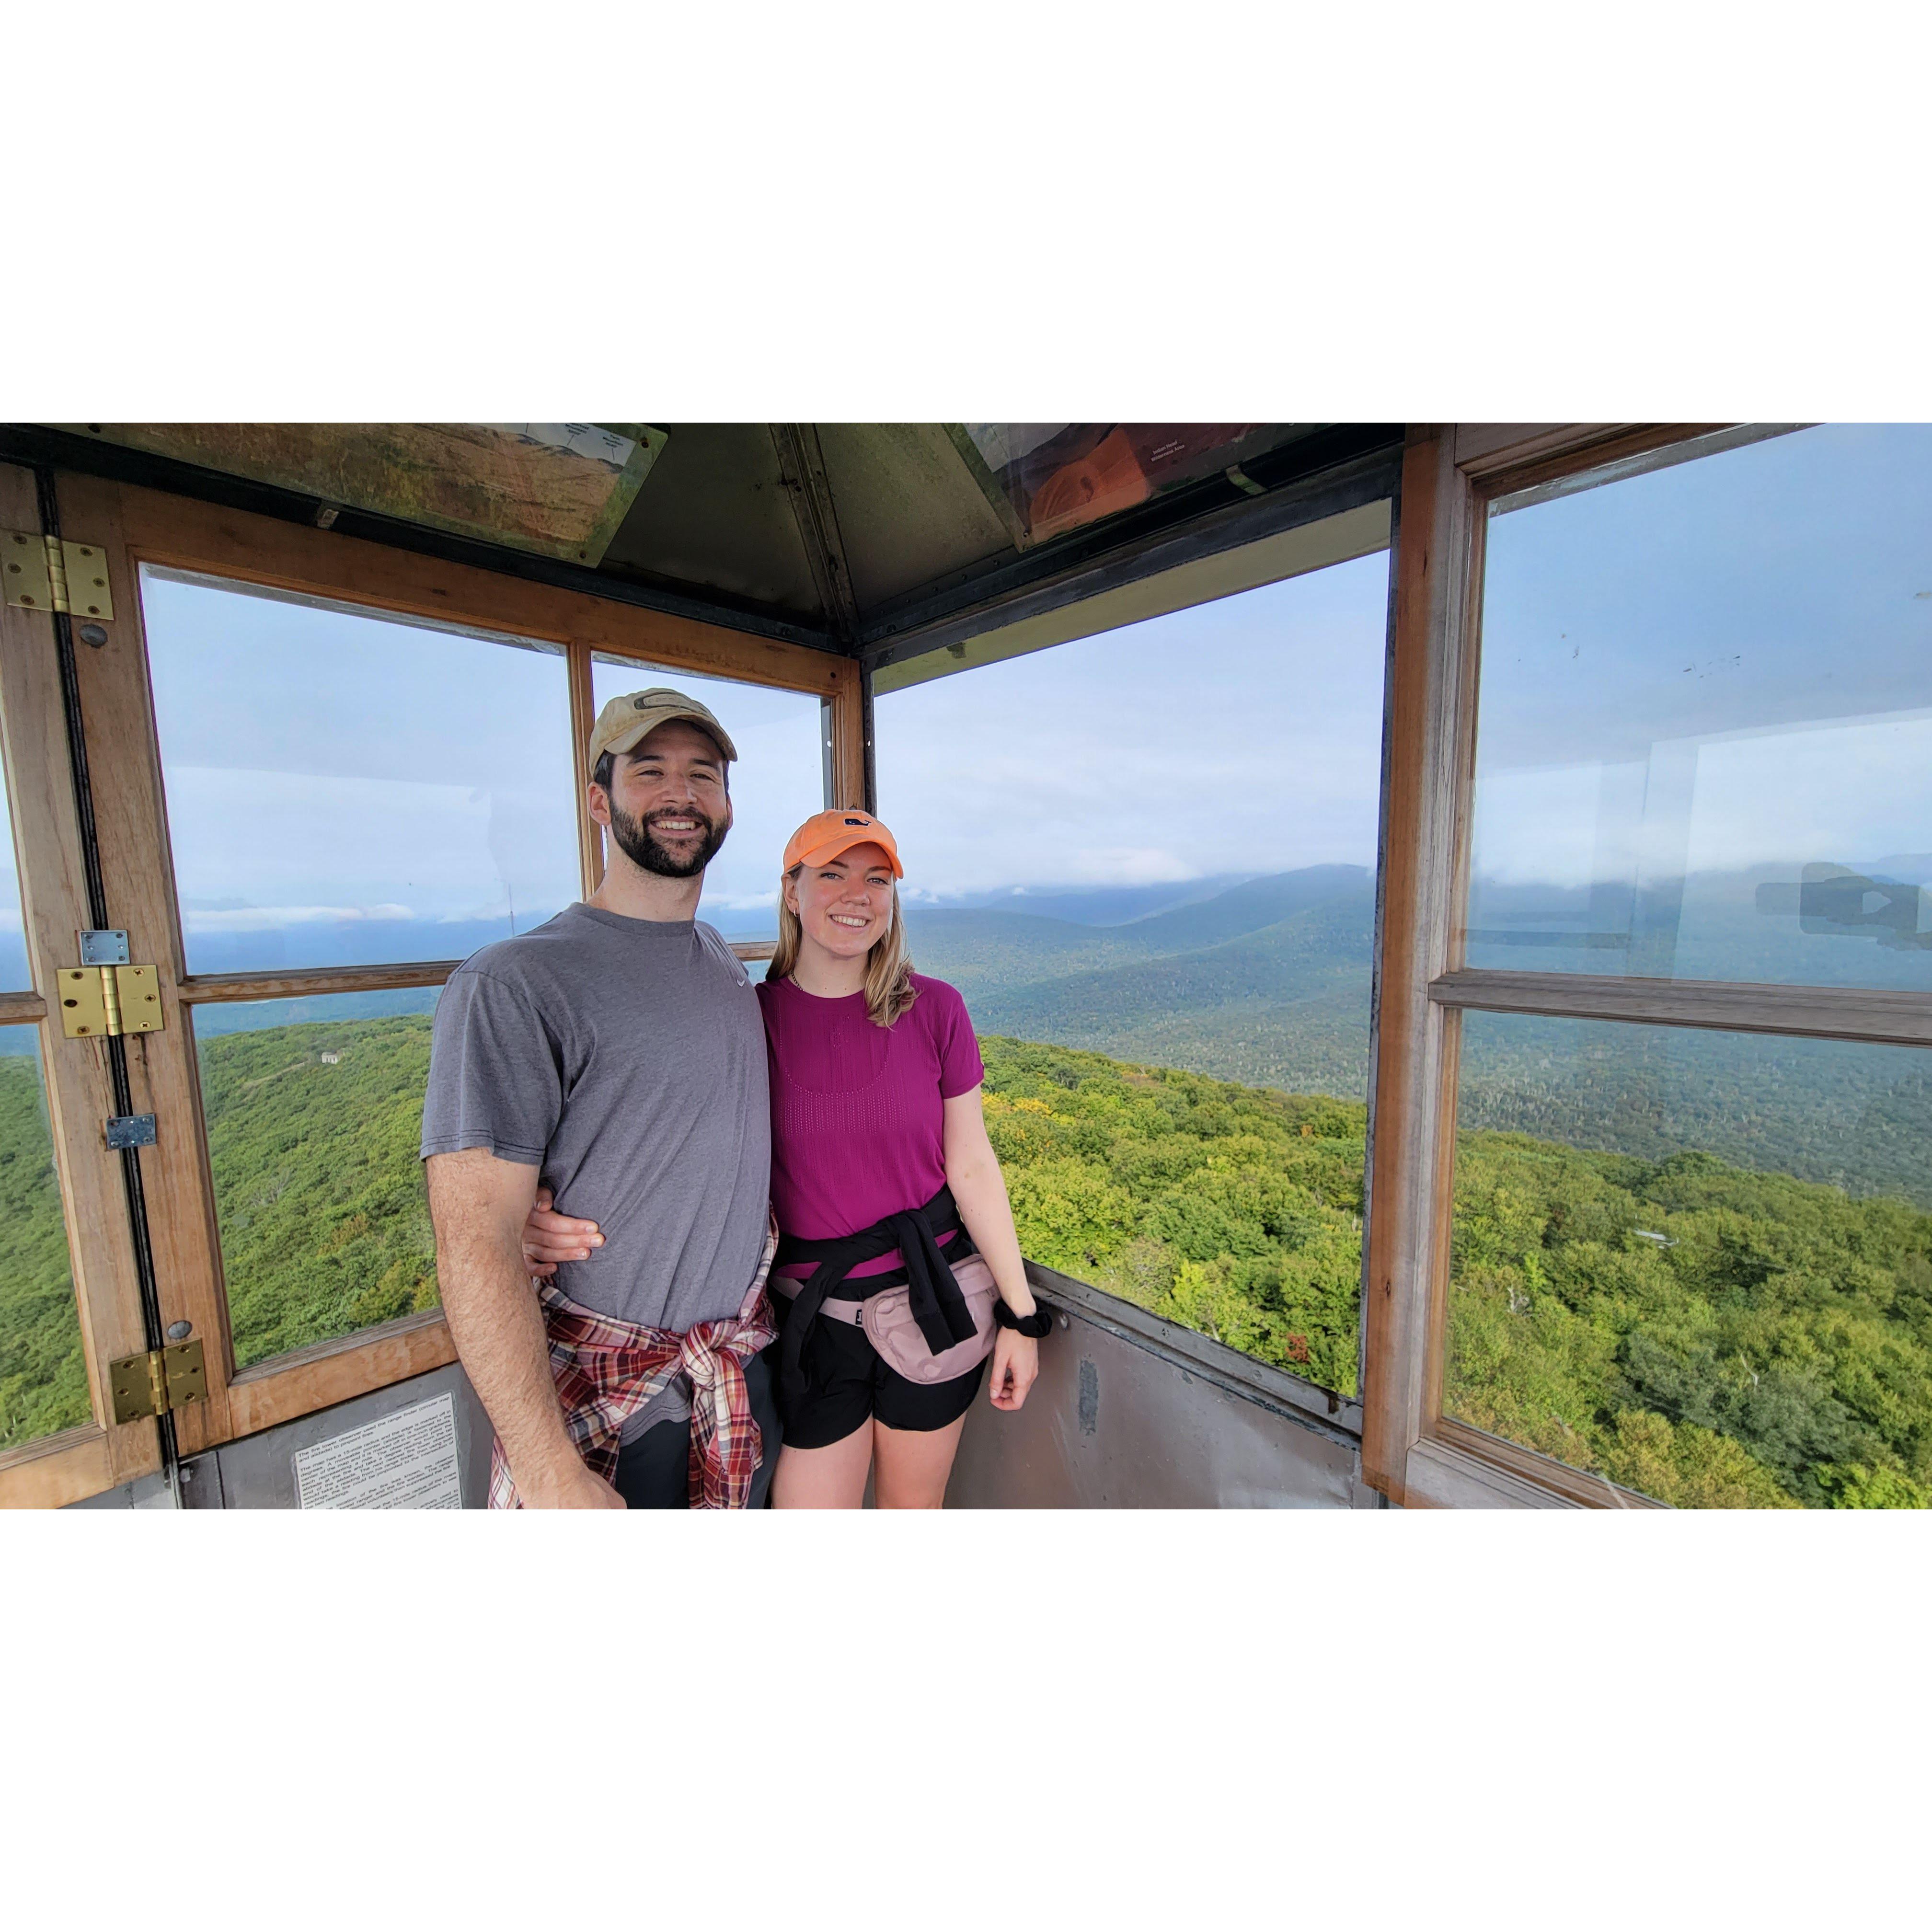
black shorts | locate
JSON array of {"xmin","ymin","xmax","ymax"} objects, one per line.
[
  {"xmin": 610, "ymin": 1344, "xmax": 782, "ymax": 1509},
  {"xmin": 775, "ymin": 1292, "xmax": 986, "ymax": 1451}
]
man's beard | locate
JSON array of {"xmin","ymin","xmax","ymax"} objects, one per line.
[{"xmin": 608, "ymin": 799, "xmax": 730, "ymax": 878}]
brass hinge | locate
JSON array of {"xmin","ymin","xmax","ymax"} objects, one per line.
[
  {"xmin": 108, "ymin": 1340, "xmax": 206, "ymax": 1424},
  {"xmin": 58, "ymin": 963, "xmax": 164, "ymax": 1038},
  {"xmin": 1, "ymin": 531, "xmax": 115, "ymax": 619}
]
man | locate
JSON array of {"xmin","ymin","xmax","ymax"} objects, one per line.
[{"xmin": 421, "ymin": 688, "xmax": 778, "ymax": 1508}]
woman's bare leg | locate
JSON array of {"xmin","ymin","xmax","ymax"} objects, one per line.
[
  {"xmin": 872, "ymin": 1412, "xmax": 969, "ymax": 1509},
  {"xmin": 770, "ymin": 1422, "xmax": 873, "ymax": 1509}
]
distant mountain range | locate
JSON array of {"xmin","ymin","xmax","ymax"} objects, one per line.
[
  {"xmin": 898, "ymin": 874, "xmax": 1264, "ymax": 929},
  {"xmin": 907, "ymin": 864, "xmax": 1378, "ymax": 1098},
  {"xmin": 12, "ymin": 856, "xmax": 1917, "ymax": 1205},
  {"xmin": 909, "ymin": 863, "xmax": 1932, "ymax": 1207}
]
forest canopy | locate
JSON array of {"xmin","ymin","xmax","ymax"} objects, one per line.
[{"xmin": 4, "ymin": 1018, "xmax": 1927, "ymax": 1508}]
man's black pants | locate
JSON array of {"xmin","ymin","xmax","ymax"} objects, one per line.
[{"xmin": 609, "ymin": 1345, "xmax": 782, "ymax": 1509}]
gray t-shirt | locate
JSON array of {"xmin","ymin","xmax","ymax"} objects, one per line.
[{"xmin": 420, "ymin": 903, "xmax": 771, "ymax": 1439}]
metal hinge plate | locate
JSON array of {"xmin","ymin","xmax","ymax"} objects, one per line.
[
  {"xmin": 108, "ymin": 1339, "xmax": 206, "ymax": 1424},
  {"xmin": 80, "ymin": 928, "xmax": 130, "ymax": 966},
  {"xmin": 60, "ymin": 541, "xmax": 114, "ymax": 619},
  {"xmin": 105, "ymin": 1113, "xmax": 157, "ymax": 1150},
  {"xmin": 58, "ymin": 963, "xmax": 163, "ymax": 1038},
  {"xmin": 3, "ymin": 530, "xmax": 50, "ymax": 609},
  {"xmin": 0, "ymin": 532, "xmax": 114, "ymax": 619}
]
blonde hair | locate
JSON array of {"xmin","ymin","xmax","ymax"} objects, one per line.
[{"xmin": 770, "ymin": 862, "xmax": 919, "ymax": 1028}]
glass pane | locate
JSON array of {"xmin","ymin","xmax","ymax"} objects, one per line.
[
  {"xmin": 875, "ymin": 548, "xmax": 1390, "ymax": 1394},
  {"xmin": 590, "ymin": 655, "xmax": 826, "ymax": 942},
  {"xmin": 0, "ymin": 1030, "xmax": 88, "ymax": 1449},
  {"xmin": 0, "ymin": 748, "xmax": 29, "ymax": 991},
  {"xmin": 958, "ymin": 425, "xmax": 1306, "ymax": 544},
  {"xmin": 1465, "ymin": 425, "xmax": 1932, "ymax": 987},
  {"xmin": 196, "ymin": 994, "xmax": 441, "ymax": 1370},
  {"xmin": 89, "ymin": 423, "xmax": 660, "ymax": 561},
  {"xmin": 1447, "ymin": 1010, "xmax": 1932, "ymax": 1508},
  {"xmin": 143, "ymin": 569, "xmax": 580, "ymax": 974}
]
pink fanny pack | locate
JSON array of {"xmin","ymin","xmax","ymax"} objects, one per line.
[{"xmin": 777, "ymin": 1252, "xmax": 1000, "ymax": 1384}]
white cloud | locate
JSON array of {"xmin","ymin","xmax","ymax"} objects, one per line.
[
  {"xmin": 700, "ymin": 887, "xmax": 780, "ymax": 913},
  {"xmin": 1472, "ymin": 710, "xmax": 1932, "ymax": 887},
  {"xmin": 874, "ymin": 558, "xmax": 1390, "ymax": 898},
  {"xmin": 184, "ymin": 903, "xmax": 417, "ymax": 933},
  {"xmin": 1685, "ymin": 713, "xmax": 1932, "ymax": 872},
  {"xmin": 161, "ymin": 766, "xmax": 575, "ymax": 923}
]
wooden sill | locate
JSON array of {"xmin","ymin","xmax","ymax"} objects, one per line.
[
  {"xmin": 1414, "ymin": 1419, "xmax": 1667, "ymax": 1510},
  {"xmin": 224, "ymin": 1307, "xmax": 458, "ymax": 1440},
  {"xmin": 0, "ymin": 1426, "xmax": 116, "ymax": 1509}
]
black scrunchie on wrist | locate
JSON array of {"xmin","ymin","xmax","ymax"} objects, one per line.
[{"xmin": 994, "ymin": 1300, "xmax": 1053, "ymax": 1340}]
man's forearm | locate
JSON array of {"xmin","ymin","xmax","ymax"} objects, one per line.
[{"xmin": 439, "ymin": 1232, "xmax": 580, "ymax": 1490}]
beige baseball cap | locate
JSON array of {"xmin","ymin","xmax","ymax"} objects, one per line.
[{"xmin": 587, "ymin": 686, "xmax": 738, "ymax": 769}]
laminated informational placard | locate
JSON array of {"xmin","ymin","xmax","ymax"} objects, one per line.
[{"xmin": 292, "ymin": 1391, "xmax": 463, "ymax": 1510}]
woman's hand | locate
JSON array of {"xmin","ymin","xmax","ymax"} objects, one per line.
[
  {"xmin": 988, "ymin": 1330, "xmax": 1039, "ymax": 1411},
  {"xmin": 522, "ymin": 1186, "xmax": 604, "ymax": 1278}
]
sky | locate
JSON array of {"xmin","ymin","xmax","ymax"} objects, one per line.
[
  {"xmin": 1471, "ymin": 423, "xmax": 1932, "ymax": 891},
  {"xmin": 0, "ymin": 758, "xmax": 24, "ymax": 993},
  {"xmin": 587, "ymin": 654, "xmax": 823, "ymax": 920},
  {"xmin": 142, "ymin": 571, "xmax": 581, "ymax": 968},
  {"xmin": 128, "ymin": 575, "xmax": 826, "ymax": 969},
  {"xmin": 876, "ymin": 553, "xmax": 1391, "ymax": 901}
]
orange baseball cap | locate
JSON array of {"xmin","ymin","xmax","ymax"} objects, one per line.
[{"xmin": 782, "ymin": 809, "xmax": 903, "ymax": 877}]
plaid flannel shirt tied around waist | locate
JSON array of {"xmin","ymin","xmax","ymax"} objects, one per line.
[{"xmin": 488, "ymin": 1217, "xmax": 779, "ymax": 1510}]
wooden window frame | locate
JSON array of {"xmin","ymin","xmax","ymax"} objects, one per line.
[
  {"xmin": 54, "ymin": 472, "xmax": 864, "ymax": 1453},
  {"xmin": 0, "ymin": 464, "xmax": 161, "ymax": 1506},
  {"xmin": 873, "ymin": 501, "xmax": 1401, "ymax": 1420},
  {"xmin": 1361, "ymin": 423, "xmax": 1932, "ymax": 1509}
]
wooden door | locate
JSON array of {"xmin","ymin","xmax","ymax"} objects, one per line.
[{"xmin": 0, "ymin": 462, "xmax": 162, "ymax": 1506}]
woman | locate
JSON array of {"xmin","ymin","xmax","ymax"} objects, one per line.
[{"xmin": 521, "ymin": 808, "xmax": 1047, "ymax": 1507}]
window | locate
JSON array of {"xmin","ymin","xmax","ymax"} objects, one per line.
[
  {"xmin": 142, "ymin": 570, "xmax": 580, "ymax": 1369},
  {"xmin": 875, "ymin": 545, "xmax": 1391, "ymax": 1394},
  {"xmin": 1464, "ymin": 426, "xmax": 1932, "ymax": 987},
  {"xmin": 145, "ymin": 569, "xmax": 580, "ymax": 974},
  {"xmin": 0, "ymin": 1033, "xmax": 85, "ymax": 1450},
  {"xmin": 1430, "ymin": 424, "xmax": 1932, "ymax": 1507},
  {"xmin": 0, "ymin": 757, "xmax": 29, "ymax": 992},
  {"xmin": 195, "ymin": 992, "xmax": 440, "ymax": 1370},
  {"xmin": 0, "ymin": 473, "xmax": 172, "ymax": 1503},
  {"xmin": 589, "ymin": 653, "xmax": 827, "ymax": 942},
  {"xmin": 1447, "ymin": 1013, "xmax": 1932, "ymax": 1509}
]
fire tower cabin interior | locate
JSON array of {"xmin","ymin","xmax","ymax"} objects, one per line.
[{"xmin": 1, "ymin": 420, "xmax": 1929, "ymax": 1514}]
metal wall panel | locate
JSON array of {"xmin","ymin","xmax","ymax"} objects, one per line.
[
  {"xmin": 946, "ymin": 1301, "xmax": 1371, "ymax": 1510},
  {"xmin": 77, "ymin": 1310, "xmax": 1374, "ymax": 1509},
  {"xmin": 65, "ymin": 1469, "xmax": 175, "ymax": 1510},
  {"xmin": 177, "ymin": 1361, "xmax": 494, "ymax": 1510}
]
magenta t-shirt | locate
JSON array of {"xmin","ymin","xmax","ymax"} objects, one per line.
[{"xmin": 756, "ymin": 971, "xmax": 985, "ymax": 1280}]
